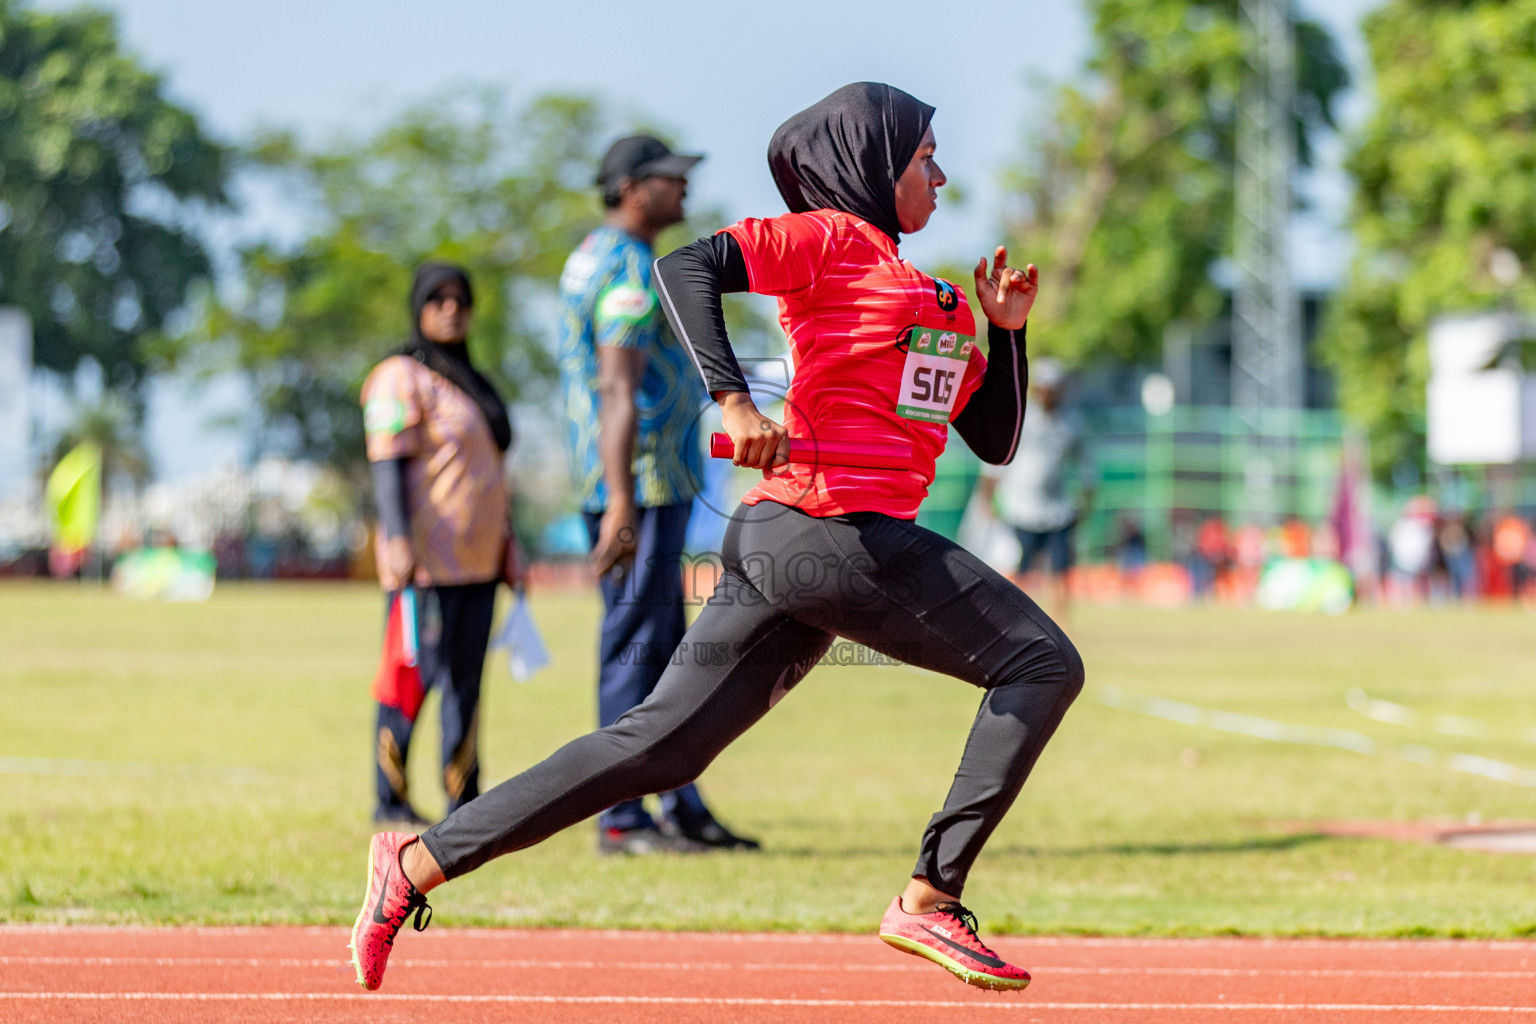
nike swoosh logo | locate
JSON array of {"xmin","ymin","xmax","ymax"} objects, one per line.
[
  {"xmin": 371, "ymin": 863, "xmax": 394, "ymax": 925},
  {"xmin": 768, "ymin": 666, "xmax": 794, "ymax": 708},
  {"xmin": 921, "ymin": 926, "xmax": 1008, "ymax": 969}
]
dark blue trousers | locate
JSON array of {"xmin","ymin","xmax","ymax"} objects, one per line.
[
  {"xmin": 375, "ymin": 580, "xmax": 498, "ymax": 820},
  {"xmin": 584, "ymin": 503, "xmax": 709, "ymax": 831}
]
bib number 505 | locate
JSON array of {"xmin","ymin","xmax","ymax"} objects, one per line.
[
  {"xmin": 910, "ymin": 365, "xmax": 956, "ymax": 406},
  {"xmin": 895, "ymin": 329, "xmax": 971, "ymax": 423}
]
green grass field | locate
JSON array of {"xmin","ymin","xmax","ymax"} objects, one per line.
[{"xmin": 3, "ymin": 581, "xmax": 1534, "ymax": 936}]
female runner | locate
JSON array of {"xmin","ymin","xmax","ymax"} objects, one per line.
[{"xmin": 350, "ymin": 82, "xmax": 1084, "ymax": 993}]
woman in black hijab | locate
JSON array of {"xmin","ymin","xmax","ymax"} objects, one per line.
[
  {"xmin": 350, "ymin": 85, "xmax": 1080, "ymax": 997},
  {"xmin": 767, "ymin": 80, "xmax": 936, "ymax": 243},
  {"xmin": 360, "ymin": 261, "xmax": 517, "ymax": 829},
  {"xmin": 400, "ymin": 263, "xmax": 512, "ymax": 453}
]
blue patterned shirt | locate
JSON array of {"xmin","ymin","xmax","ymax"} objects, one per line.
[{"xmin": 558, "ymin": 226, "xmax": 706, "ymax": 512}]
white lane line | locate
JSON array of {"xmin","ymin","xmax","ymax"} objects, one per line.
[
  {"xmin": 3, "ymin": 956, "xmax": 1533, "ymax": 980},
  {"xmin": 1346, "ymin": 689, "xmax": 1529, "ymax": 742},
  {"xmin": 2, "ymin": 993, "xmax": 1535, "ymax": 1012},
  {"xmin": 1099, "ymin": 686, "xmax": 1536, "ymax": 788},
  {"xmin": 3, "ymin": 926, "xmax": 1531, "ymax": 952}
]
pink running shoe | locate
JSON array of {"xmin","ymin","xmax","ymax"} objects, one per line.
[
  {"xmin": 348, "ymin": 831, "xmax": 432, "ymax": 990},
  {"xmin": 878, "ymin": 896, "xmax": 1031, "ymax": 991}
]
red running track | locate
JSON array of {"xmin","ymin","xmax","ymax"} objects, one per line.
[{"xmin": 1, "ymin": 925, "xmax": 1532, "ymax": 1024}]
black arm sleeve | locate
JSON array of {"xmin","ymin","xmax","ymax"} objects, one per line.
[
  {"xmin": 653, "ymin": 232, "xmax": 751, "ymax": 396},
  {"xmin": 953, "ymin": 323, "xmax": 1029, "ymax": 465},
  {"xmin": 370, "ymin": 457, "xmax": 412, "ymax": 539}
]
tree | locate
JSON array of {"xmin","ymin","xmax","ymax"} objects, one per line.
[
  {"xmin": 51, "ymin": 388, "xmax": 148, "ymax": 490},
  {"xmin": 1001, "ymin": 0, "xmax": 1347, "ymax": 367},
  {"xmin": 0, "ymin": 1, "xmax": 227, "ymax": 393},
  {"xmin": 198, "ymin": 87, "xmax": 756, "ymax": 485},
  {"xmin": 1321, "ymin": 0, "xmax": 1536, "ymax": 478}
]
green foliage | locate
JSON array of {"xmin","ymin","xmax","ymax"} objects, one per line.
[
  {"xmin": 0, "ymin": 0, "xmax": 227, "ymax": 390},
  {"xmin": 1321, "ymin": 0, "xmax": 1536, "ymax": 478},
  {"xmin": 197, "ymin": 88, "xmax": 615, "ymax": 476},
  {"xmin": 193, "ymin": 87, "xmax": 768, "ymax": 485},
  {"xmin": 1002, "ymin": 0, "xmax": 1346, "ymax": 367},
  {"xmin": 201, "ymin": 88, "xmax": 756, "ymax": 483}
]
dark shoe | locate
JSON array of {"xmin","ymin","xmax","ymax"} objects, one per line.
[
  {"xmin": 664, "ymin": 815, "xmax": 761, "ymax": 851},
  {"xmin": 598, "ymin": 825, "xmax": 703, "ymax": 856}
]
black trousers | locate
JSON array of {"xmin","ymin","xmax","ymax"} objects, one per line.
[
  {"xmin": 423, "ymin": 503, "xmax": 1083, "ymax": 896},
  {"xmin": 375, "ymin": 580, "xmax": 498, "ymax": 817}
]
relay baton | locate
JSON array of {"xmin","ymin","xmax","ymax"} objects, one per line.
[{"xmin": 709, "ymin": 432, "xmax": 912, "ymax": 471}]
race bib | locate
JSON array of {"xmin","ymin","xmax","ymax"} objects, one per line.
[{"xmin": 895, "ymin": 326, "xmax": 974, "ymax": 423}]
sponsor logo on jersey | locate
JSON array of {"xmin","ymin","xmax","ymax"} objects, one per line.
[
  {"xmin": 364, "ymin": 396, "xmax": 406, "ymax": 436},
  {"xmin": 937, "ymin": 332, "xmax": 958, "ymax": 355},
  {"xmin": 934, "ymin": 278, "xmax": 958, "ymax": 312},
  {"xmin": 596, "ymin": 284, "xmax": 655, "ymax": 324},
  {"xmin": 915, "ymin": 331, "xmax": 933, "ymax": 351}
]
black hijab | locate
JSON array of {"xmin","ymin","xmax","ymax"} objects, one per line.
[
  {"xmin": 400, "ymin": 262, "xmax": 512, "ymax": 453},
  {"xmin": 767, "ymin": 82, "xmax": 935, "ymax": 243}
]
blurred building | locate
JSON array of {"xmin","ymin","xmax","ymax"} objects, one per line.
[{"xmin": 1072, "ymin": 288, "xmax": 1336, "ymax": 412}]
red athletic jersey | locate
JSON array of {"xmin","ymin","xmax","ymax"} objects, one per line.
[{"xmin": 724, "ymin": 210, "xmax": 986, "ymax": 519}]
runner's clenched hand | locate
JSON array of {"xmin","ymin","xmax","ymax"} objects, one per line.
[{"xmin": 718, "ymin": 391, "xmax": 789, "ymax": 478}]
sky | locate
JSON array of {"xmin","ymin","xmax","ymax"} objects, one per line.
[{"xmin": 34, "ymin": 0, "xmax": 1384, "ymax": 481}]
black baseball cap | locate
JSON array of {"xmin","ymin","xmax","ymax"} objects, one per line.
[{"xmin": 596, "ymin": 135, "xmax": 704, "ymax": 192}]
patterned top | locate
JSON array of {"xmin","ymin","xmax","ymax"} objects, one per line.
[
  {"xmin": 558, "ymin": 225, "xmax": 705, "ymax": 513},
  {"xmin": 723, "ymin": 210, "xmax": 987, "ymax": 520},
  {"xmin": 361, "ymin": 354, "xmax": 507, "ymax": 588}
]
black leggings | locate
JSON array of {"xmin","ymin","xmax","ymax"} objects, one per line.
[{"xmin": 422, "ymin": 502, "xmax": 1084, "ymax": 896}]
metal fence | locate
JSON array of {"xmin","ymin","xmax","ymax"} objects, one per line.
[{"xmin": 1077, "ymin": 406, "xmax": 1350, "ymax": 563}]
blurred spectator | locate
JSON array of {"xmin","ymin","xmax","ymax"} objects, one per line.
[
  {"xmin": 976, "ymin": 357, "xmax": 1092, "ymax": 622},
  {"xmin": 1521, "ymin": 519, "xmax": 1536, "ymax": 604},
  {"xmin": 1232, "ymin": 523, "xmax": 1268, "ymax": 600},
  {"xmin": 1189, "ymin": 515, "xmax": 1230, "ymax": 601},
  {"xmin": 1492, "ymin": 513, "xmax": 1532, "ymax": 601},
  {"xmin": 1388, "ymin": 496, "xmax": 1438, "ymax": 604},
  {"xmin": 1115, "ymin": 516, "xmax": 1147, "ymax": 587},
  {"xmin": 1279, "ymin": 517, "xmax": 1311, "ymax": 559},
  {"xmin": 211, "ymin": 531, "xmax": 247, "ymax": 579},
  {"xmin": 1170, "ymin": 510, "xmax": 1195, "ymax": 556},
  {"xmin": 1437, "ymin": 512, "xmax": 1476, "ymax": 600},
  {"xmin": 1472, "ymin": 515, "xmax": 1508, "ymax": 601},
  {"xmin": 361, "ymin": 262, "xmax": 518, "ymax": 826},
  {"xmin": 558, "ymin": 135, "xmax": 755, "ymax": 854}
]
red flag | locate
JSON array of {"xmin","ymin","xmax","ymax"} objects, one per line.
[{"xmin": 372, "ymin": 589, "xmax": 424, "ymax": 721}]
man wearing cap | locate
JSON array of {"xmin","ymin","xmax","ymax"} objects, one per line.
[
  {"xmin": 557, "ymin": 135, "xmax": 758, "ymax": 855},
  {"xmin": 976, "ymin": 357, "xmax": 1093, "ymax": 623}
]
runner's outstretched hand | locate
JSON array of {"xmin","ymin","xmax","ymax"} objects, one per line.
[
  {"xmin": 973, "ymin": 246, "xmax": 1038, "ymax": 330},
  {"xmin": 718, "ymin": 391, "xmax": 789, "ymax": 479}
]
